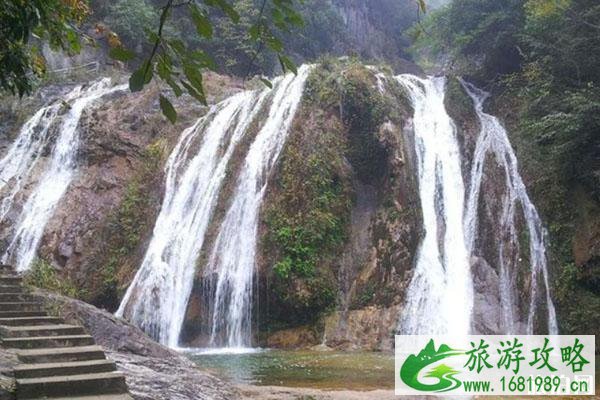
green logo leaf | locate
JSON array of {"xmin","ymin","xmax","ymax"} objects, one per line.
[{"xmin": 400, "ymin": 339, "xmax": 464, "ymax": 392}]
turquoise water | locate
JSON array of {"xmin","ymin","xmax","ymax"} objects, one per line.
[
  {"xmin": 186, "ymin": 350, "xmax": 599, "ymax": 394},
  {"xmin": 185, "ymin": 349, "xmax": 395, "ymax": 390}
]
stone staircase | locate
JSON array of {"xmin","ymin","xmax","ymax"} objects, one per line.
[{"xmin": 0, "ymin": 264, "xmax": 133, "ymax": 399}]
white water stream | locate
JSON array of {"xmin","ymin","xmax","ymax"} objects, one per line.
[
  {"xmin": 395, "ymin": 75, "xmax": 473, "ymax": 335},
  {"xmin": 1, "ymin": 79, "xmax": 125, "ymax": 271},
  {"xmin": 117, "ymin": 65, "xmax": 311, "ymax": 348},
  {"xmin": 116, "ymin": 89, "xmax": 269, "ymax": 347},
  {"xmin": 395, "ymin": 74, "xmax": 557, "ymax": 335},
  {"xmin": 461, "ymin": 80, "xmax": 558, "ymax": 334},
  {"xmin": 0, "ymin": 103, "xmax": 62, "ymax": 222},
  {"xmin": 206, "ymin": 65, "xmax": 311, "ymax": 349}
]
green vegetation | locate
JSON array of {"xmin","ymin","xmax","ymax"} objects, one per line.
[
  {"xmin": 353, "ymin": 282, "xmax": 376, "ymax": 309},
  {"xmin": 1, "ymin": 0, "xmax": 305, "ymax": 122},
  {"xmin": 264, "ymin": 109, "xmax": 349, "ymax": 322},
  {"xmin": 263, "ymin": 65, "xmax": 355, "ymax": 325},
  {"xmin": 24, "ymin": 258, "xmax": 82, "ymax": 298},
  {"xmin": 104, "ymin": 0, "xmax": 160, "ymax": 51},
  {"xmin": 412, "ymin": 0, "xmax": 524, "ymax": 81},
  {"xmin": 101, "ymin": 0, "xmax": 306, "ymax": 122},
  {"xmin": 263, "ymin": 62, "xmax": 400, "ymax": 326},
  {"xmin": 267, "ymin": 143, "xmax": 350, "ymax": 281},
  {"xmin": 2, "ymin": 0, "xmax": 427, "ymax": 122},
  {"xmin": 0, "ymin": 0, "xmax": 89, "ymax": 96},
  {"xmin": 302, "ymin": 56, "xmax": 341, "ymax": 106}
]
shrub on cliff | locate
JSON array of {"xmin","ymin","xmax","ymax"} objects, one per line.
[{"xmin": 24, "ymin": 258, "xmax": 82, "ymax": 298}]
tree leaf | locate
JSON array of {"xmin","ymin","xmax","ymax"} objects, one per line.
[
  {"xmin": 183, "ymin": 64, "xmax": 204, "ymax": 93},
  {"xmin": 165, "ymin": 77, "xmax": 183, "ymax": 97},
  {"xmin": 129, "ymin": 69, "xmax": 145, "ymax": 92},
  {"xmin": 189, "ymin": 4, "xmax": 213, "ymax": 38},
  {"xmin": 191, "ymin": 50, "xmax": 217, "ymax": 70},
  {"xmin": 266, "ymin": 34, "xmax": 284, "ymax": 53},
  {"xmin": 159, "ymin": 95, "xmax": 177, "ymax": 123},
  {"xmin": 249, "ymin": 24, "xmax": 261, "ymax": 40},
  {"xmin": 156, "ymin": 55, "xmax": 171, "ymax": 80},
  {"xmin": 180, "ymin": 79, "xmax": 207, "ymax": 105},
  {"xmin": 129, "ymin": 62, "xmax": 153, "ymax": 92},
  {"xmin": 260, "ymin": 77, "xmax": 273, "ymax": 88},
  {"xmin": 417, "ymin": 0, "xmax": 427, "ymax": 13},
  {"xmin": 109, "ymin": 47, "xmax": 135, "ymax": 62},
  {"xmin": 278, "ymin": 54, "xmax": 297, "ymax": 75},
  {"xmin": 205, "ymin": 0, "xmax": 240, "ymax": 22},
  {"xmin": 169, "ymin": 39, "xmax": 186, "ymax": 55}
]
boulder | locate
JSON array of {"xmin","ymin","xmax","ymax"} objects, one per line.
[{"xmin": 35, "ymin": 289, "xmax": 239, "ymax": 400}]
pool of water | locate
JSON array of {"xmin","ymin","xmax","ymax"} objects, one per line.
[{"xmin": 185, "ymin": 348, "xmax": 395, "ymax": 390}]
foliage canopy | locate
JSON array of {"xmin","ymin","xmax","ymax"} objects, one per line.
[{"xmin": 0, "ymin": 0, "xmax": 89, "ymax": 96}]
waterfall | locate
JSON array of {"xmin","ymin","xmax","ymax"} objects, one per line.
[
  {"xmin": 205, "ymin": 65, "xmax": 311, "ymax": 349},
  {"xmin": 117, "ymin": 65, "xmax": 311, "ymax": 348},
  {"xmin": 395, "ymin": 75, "xmax": 473, "ymax": 335},
  {"xmin": 1, "ymin": 78, "xmax": 126, "ymax": 272},
  {"xmin": 115, "ymin": 88, "xmax": 270, "ymax": 347},
  {"xmin": 0, "ymin": 104, "xmax": 62, "ymax": 222},
  {"xmin": 461, "ymin": 80, "xmax": 558, "ymax": 334},
  {"xmin": 395, "ymin": 73, "xmax": 557, "ymax": 335}
]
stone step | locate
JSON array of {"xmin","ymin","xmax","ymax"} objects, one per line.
[
  {"xmin": 0, "ymin": 324, "xmax": 85, "ymax": 338},
  {"xmin": 0, "ymin": 302, "xmax": 45, "ymax": 312},
  {"xmin": 0, "ymin": 310, "xmax": 47, "ymax": 318},
  {"xmin": 3, "ymin": 334, "xmax": 95, "ymax": 349},
  {"xmin": 16, "ymin": 371, "xmax": 128, "ymax": 398},
  {"xmin": 14, "ymin": 359, "xmax": 117, "ymax": 379},
  {"xmin": 0, "ymin": 292, "xmax": 36, "ymax": 302},
  {"xmin": 0, "ymin": 267, "xmax": 16, "ymax": 276},
  {"xmin": 0, "ymin": 285, "xmax": 23, "ymax": 294},
  {"xmin": 0, "ymin": 276, "xmax": 21, "ymax": 285},
  {"xmin": 0, "ymin": 316, "xmax": 63, "ymax": 326},
  {"xmin": 17, "ymin": 345, "xmax": 106, "ymax": 363},
  {"xmin": 43, "ymin": 395, "xmax": 133, "ymax": 400}
]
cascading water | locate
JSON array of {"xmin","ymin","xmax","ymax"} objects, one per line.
[
  {"xmin": 1, "ymin": 78, "xmax": 126, "ymax": 272},
  {"xmin": 461, "ymin": 80, "xmax": 558, "ymax": 334},
  {"xmin": 394, "ymin": 73, "xmax": 557, "ymax": 335},
  {"xmin": 395, "ymin": 75, "xmax": 473, "ymax": 335},
  {"xmin": 115, "ymin": 87, "xmax": 270, "ymax": 347},
  {"xmin": 117, "ymin": 65, "xmax": 311, "ymax": 348},
  {"xmin": 205, "ymin": 65, "xmax": 311, "ymax": 349},
  {"xmin": 0, "ymin": 103, "xmax": 62, "ymax": 222}
]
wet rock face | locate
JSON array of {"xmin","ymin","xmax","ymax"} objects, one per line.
[
  {"xmin": 328, "ymin": 77, "xmax": 422, "ymax": 350},
  {"xmin": 471, "ymin": 256, "xmax": 503, "ymax": 334},
  {"xmin": 32, "ymin": 83, "xmax": 216, "ymax": 307},
  {"xmin": 331, "ymin": 0, "xmax": 421, "ymax": 73},
  {"xmin": 0, "ymin": 71, "xmax": 241, "ymax": 308},
  {"xmin": 266, "ymin": 325, "xmax": 320, "ymax": 349},
  {"xmin": 109, "ymin": 351, "xmax": 237, "ymax": 400},
  {"xmin": 262, "ymin": 306, "xmax": 403, "ymax": 352},
  {"xmin": 40, "ymin": 88, "xmax": 174, "ymax": 274},
  {"xmin": 444, "ymin": 76, "xmax": 480, "ymax": 178},
  {"xmin": 322, "ymin": 305, "xmax": 402, "ymax": 351}
]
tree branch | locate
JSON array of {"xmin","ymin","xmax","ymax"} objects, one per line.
[
  {"xmin": 244, "ymin": 0, "xmax": 269, "ymax": 80},
  {"xmin": 143, "ymin": 0, "xmax": 174, "ymax": 79}
]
